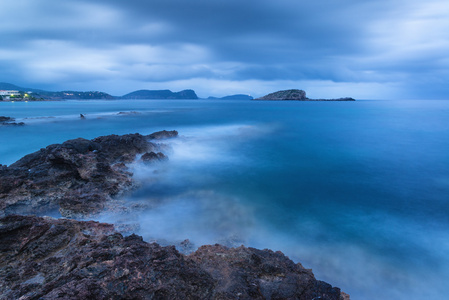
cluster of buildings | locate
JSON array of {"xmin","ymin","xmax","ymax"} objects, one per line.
[{"xmin": 0, "ymin": 90, "xmax": 25, "ymax": 100}]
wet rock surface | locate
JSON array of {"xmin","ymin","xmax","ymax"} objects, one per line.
[
  {"xmin": 0, "ymin": 131, "xmax": 177, "ymax": 218},
  {"xmin": 190, "ymin": 244, "xmax": 344, "ymax": 299},
  {"xmin": 0, "ymin": 131, "xmax": 348, "ymax": 299},
  {"xmin": 147, "ymin": 130, "xmax": 178, "ymax": 140},
  {"xmin": 0, "ymin": 215, "xmax": 345, "ymax": 300},
  {"xmin": 140, "ymin": 151, "xmax": 168, "ymax": 163}
]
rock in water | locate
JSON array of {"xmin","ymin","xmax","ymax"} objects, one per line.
[
  {"xmin": 0, "ymin": 131, "xmax": 178, "ymax": 218},
  {"xmin": 256, "ymin": 89, "xmax": 307, "ymax": 100},
  {"xmin": 147, "ymin": 130, "xmax": 179, "ymax": 140},
  {"xmin": 0, "ymin": 116, "xmax": 25, "ymax": 126},
  {"xmin": 0, "ymin": 116, "xmax": 14, "ymax": 122},
  {"xmin": 0, "ymin": 215, "xmax": 346, "ymax": 300},
  {"xmin": 255, "ymin": 89, "xmax": 355, "ymax": 101}
]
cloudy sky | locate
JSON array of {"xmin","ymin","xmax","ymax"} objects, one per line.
[{"xmin": 1, "ymin": 0, "xmax": 448, "ymax": 99}]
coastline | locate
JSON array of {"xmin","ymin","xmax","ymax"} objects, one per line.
[
  {"xmin": 0, "ymin": 131, "xmax": 348, "ymax": 299},
  {"xmin": 253, "ymin": 98, "xmax": 355, "ymax": 101}
]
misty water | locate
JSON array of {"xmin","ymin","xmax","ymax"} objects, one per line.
[{"xmin": 1, "ymin": 99, "xmax": 449, "ymax": 299}]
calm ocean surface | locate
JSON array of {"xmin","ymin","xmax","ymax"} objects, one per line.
[{"xmin": 1, "ymin": 99, "xmax": 448, "ymax": 299}]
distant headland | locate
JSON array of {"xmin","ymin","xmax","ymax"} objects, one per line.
[
  {"xmin": 120, "ymin": 89, "xmax": 198, "ymax": 100},
  {"xmin": 255, "ymin": 89, "xmax": 355, "ymax": 101},
  {"xmin": 0, "ymin": 83, "xmax": 354, "ymax": 101},
  {"xmin": 207, "ymin": 94, "xmax": 254, "ymax": 100},
  {"xmin": 0, "ymin": 82, "xmax": 199, "ymax": 101}
]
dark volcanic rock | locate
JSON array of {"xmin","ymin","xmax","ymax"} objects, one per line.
[
  {"xmin": 0, "ymin": 116, "xmax": 25, "ymax": 126},
  {"xmin": 190, "ymin": 244, "xmax": 344, "ymax": 299},
  {"xmin": 0, "ymin": 131, "xmax": 177, "ymax": 218},
  {"xmin": 0, "ymin": 116, "xmax": 13, "ymax": 122},
  {"xmin": 0, "ymin": 215, "xmax": 214, "ymax": 299},
  {"xmin": 147, "ymin": 130, "xmax": 178, "ymax": 140},
  {"xmin": 0, "ymin": 215, "xmax": 346, "ymax": 300},
  {"xmin": 140, "ymin": 151, "xmax": 168, "ymax": 163}
]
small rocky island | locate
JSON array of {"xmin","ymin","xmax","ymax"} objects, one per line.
[
  {"xmin": 0, "ymin": 131, "xmax": 348, "ymax": 299},
  {"xmin": 0, "ymin": 116, "xmax": 25, "ymax": 126},
  {"xmin": 255, "ymin": 89, "xmax": 355, "ymax": 101}
]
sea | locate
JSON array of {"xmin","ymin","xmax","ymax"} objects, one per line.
[{"xmin": 1, "ymin": 99, "xmax": 448, "ymax": 299}]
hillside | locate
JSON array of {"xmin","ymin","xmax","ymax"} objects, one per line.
[
  {"xmin": 122, "ymin": 89, "xmax": 198, "ymax": 99},
  {"xmin": 208, "ymin": 94, "xmax": 253, "ymax": 100},
  {"xmin": 256, "ymin": 89, "xmax": 307, "ymax": 100},
  {"xmin": 0, "ymin": 82, "xmax": 46, "ymax": 93},
  {"xmin": 255, "ymin": 89, "xmax": 355, "ymax": 101}
]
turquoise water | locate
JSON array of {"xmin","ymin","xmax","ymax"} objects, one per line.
[{"xmin": 1, "ymin": 99, "xmax": 449, "ymax": 299}]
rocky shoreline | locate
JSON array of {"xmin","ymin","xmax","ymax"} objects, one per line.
[
  {"xmin": 0, "ymin": 131, "xmax": 348, "ymax": 299},
  {"xmin": 0, "ymin": 131, "xmax": 177, "ymax": 219}
]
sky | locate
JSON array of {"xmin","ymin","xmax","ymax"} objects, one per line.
[{"xmin": 0, "ymin": 0, "xmax": 448, "ymax": 99}]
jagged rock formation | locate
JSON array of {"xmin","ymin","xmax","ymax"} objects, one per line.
[
  {"xmin": 0, "ymin": 215, "xmax": 346, "ymax": 300},
  {"xmin": 255, "ymin": 89, "xmax": 355, "ymax": 101},
  {"xmin": 147, "ymin": 130, "xmax": 179, "ymax": 140},
  {"xmin": 140, "ymin": 151, "xmax": 168, "ymax": 164},
  {"xmin": 0, "ymin": 131, "xmax": 178, "ymax": 218},
  {"xmin": 0, "ymin": 130, "xmax": 349, "ymax": 299}
]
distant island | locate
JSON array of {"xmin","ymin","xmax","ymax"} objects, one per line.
[
  {"xmin": 121, "ymin": 89, "xmax": 198, "ymax": 99},
  {"xmin": 207, "ymin": 94, "xmax": 253, "ymax": 100},
  {"xmin": 255, "ymin": 89, "xmax": 355, "ymax": 101},
  {"xmin": 1, "ymin": 83, "xmax": 354, "ymax": 102}
]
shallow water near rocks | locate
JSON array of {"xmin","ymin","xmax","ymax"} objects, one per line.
[{"xmin": 1, "ymin": 99, "xmax": 449, "ymax": 299}]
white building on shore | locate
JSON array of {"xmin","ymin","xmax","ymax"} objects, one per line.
[{"xmin": 0, "ymin": 90, "xmax": 21, "ymax": 100}]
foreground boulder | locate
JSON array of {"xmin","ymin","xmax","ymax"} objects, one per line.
[
  {"xmin": 190, "ymin": 244, "xmax": 344, "ymax": 299},
  {"xmin": 0, "ymin": 131, "xmax": 178, "ymax": 218},
  {"xmin": 0, "ymin": 215, "xmax": 346, "ymax": 299}
]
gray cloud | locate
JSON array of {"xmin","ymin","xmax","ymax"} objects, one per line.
[{"xmin": 0, "ymin": 0, "xmax": 448, "ymax": 98}]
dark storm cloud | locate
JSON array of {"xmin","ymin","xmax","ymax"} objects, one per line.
[
  {"xmin": 0, "ymin": 0, "xmax": 448, "ymax": 98},
  {"xmin": 80, "ymin": 0, "xmax": 370, "ymax": 60}
]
